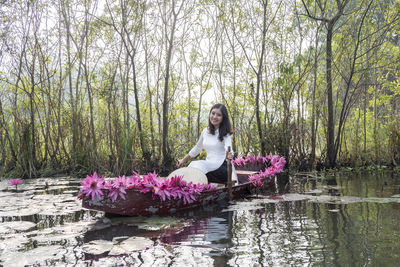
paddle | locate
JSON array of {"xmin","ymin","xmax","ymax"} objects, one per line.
[{"xmin": 227, "ymin": 146, "xmax": 233, "ymax": 200}]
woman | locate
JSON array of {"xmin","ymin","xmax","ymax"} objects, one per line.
[{"xmin": 177, "ymin": 103, "xmax": 235, "ymax": 184}]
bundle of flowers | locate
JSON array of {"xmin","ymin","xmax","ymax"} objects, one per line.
[
  {"xmin": 232, "ymin": 153, "xmax": 286, "ymax": 168},
  {"xmin": 246, "ymin": 155, "xmax": 286, "ymax": 187},
  {"xmin": 248, "ymin": 166, "xmax": 281, "ymax": 187},
  {"xmin": 78, "ymin": 171, "xmax": 216, "ymax": 204}
]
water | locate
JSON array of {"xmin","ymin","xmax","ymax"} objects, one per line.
[{"xmin": 1, "ymin": 171, "xmax": 400, "ymax": 266}]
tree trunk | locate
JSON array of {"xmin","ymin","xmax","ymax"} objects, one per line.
[
  {"xmin": 310, "ymin": 25, "xmax": 319, "ymax": 168},
  {"xmin": 162, "ymin": 0, "xmax": 183, "ymax": 171},
  {"xmin": 144, "ymin": 22, "xmax": 155, "ymax": 155},
  {"xmin": 131, "ymin": 55, "xmax": 151, "ymax": 165},
  {"xmin": 255, "ymin": 0, "xmax": 268, "ymax": 155},
  {"xmin": 326, "ymin": 21, "xmax": 336, "ymax": 168},
  {"xmin": 83, "ymin": 5, "xmax": 97, "ymax": 169},
  {"xmin": 0, "ymin": 100, "xmax": 17, "ymax": 166},
  {"xmin": 62, "ymin": 0, "xmax": 78, "ymax": 169}
]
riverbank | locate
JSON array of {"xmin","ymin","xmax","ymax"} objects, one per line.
[{"xmin": 1, "ymin": 162, "xmax": 400, "ymax": 180}]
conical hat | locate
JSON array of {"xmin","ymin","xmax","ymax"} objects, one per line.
[{"xmin": 166, "ymin": 167, "xmax": 208, "ymax": 184}]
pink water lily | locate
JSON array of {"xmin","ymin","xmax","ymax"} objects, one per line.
[
  {"xmin": 150, "ymin": 177, "xmax": 171, "ymax": 201},
  {"xmin": 8, "ymin": 179, "xmax": 24, "ymax": 190},
  {"xmin": 77, "ymin": 154, "xmax": 286, "ymax": 202},
  {"xmin": 232, "ymin": 157, "xmax": 245, "ymax": 166},
  {"xmin": 108, "ymin": 187, "xmax": 126, "ymax": 202},
  {"xmin": 79, "ymin": 172, "xmax": 105, "ymax": 200},
  {"xmin": 249, "ymin": 173, "xmax": 263, "ymax": 187},
  {"xmin": 126, "ymin": 171, "xmax": 142, "ymax": 189},
  {"xmin": 8, "ymin": 179, "xmax": 24, "ymax": 186},
  {"xmin": 256, "ymin": 155, "xmax": 264, "ymax": 163},
  {"xmin": 105, "ymin": 176, "xmax": 128, "ymax": 202}
]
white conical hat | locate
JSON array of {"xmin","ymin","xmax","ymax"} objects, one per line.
[{"xmin": 166, "ymin": 167, "xmax": 208, "ymax": 184}]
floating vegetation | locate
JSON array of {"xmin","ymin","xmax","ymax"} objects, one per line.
[
  {"xmin": 1, "ymin": 171, "xmax": 400, "ymax": 265},
  {"xmin": 110, "ymin": 215, "xmax": 187, "ymax": 231},
  {"xmin": 1, "ymin": 245, "xmax": 64, "ymax": 266},
  {"xmin": 0, "ymin": 221, "xmax": 36, "ymax": 233},
  {"xmin": 82, "ymin": 240, "xmax": 114, "ymax": 255},
  {"xmin": 222, "ymin": 202, "xmax": 264, "ymax": 212}
]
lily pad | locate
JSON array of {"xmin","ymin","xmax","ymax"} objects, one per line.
[
  {"xmin": 0, "ymin": 221, "xmax": 36, "ymax": 233},
  {"xmin": 305, "ymin": 189, "xmax": 323, "ymax": 195},
  {"xmin": 82, "ymin": 239, "xmax": 114, "ymax": 255},
  {"xmin": 336, "ymin": 196, "xmax": 364, "ymax": 204},
  {"xmin": 31, "ymin": 194, "xmax": 54, "ymax": 201},
  {"xmin": 0, "ymin": 234, "xmax": 30, "ymax": 251},
  {"xmin": 252, "ymin": 196, "xmax": 282, "ymax": 204},
  {"xmin": 32, "ymin": 232, "xmax": 80, "ymax": 246},
  {"xmin": 112, "ymin": 236, "xmax": 129, "ymax": 242},
  {"xmin": 282, "ymin": 193, "xmax": 313, "ymax": 201},
  {"xmin": 0, "ymin": 191, "xmax": 15, "ymax": 198},
  {"xmin": 0, "ymin": 245, "xmax": 64, "ymax": 266},
  {"xmin": 364, "ymin": 197, "xmax": 400, "ymax": 204},
  {"xmin": 63, "ymin": 190, "xmax": 79, "ymax": 194},
  {"xmin": 222, "ymin": 201, "xmax": 264, "ymax": 212},
  {"xmin": 7, "ymin": 207, "xmax": 42, "ymax": 217},
  {"xmin": 108, "ymin": 236, "xmax": 154, "ymax": 255},
  {"xmin": 111, "ymin": 216, "xmax": 182, "ymax": 231}
]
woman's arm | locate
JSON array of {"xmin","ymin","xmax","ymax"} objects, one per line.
[
  {"xmin": 224, "ymin": 134, "xmax": 234, "ymax": 160},
  {"xmin": 177, "ymin": 154, "xmax": 191, "ymax": 168},
  {"xmin": 188, "ymin": 129, "xmax": 205, "ymax": 158},
  {"xmin": 177, "ymin": 129, "xmax": 205, "ymax": 168}
]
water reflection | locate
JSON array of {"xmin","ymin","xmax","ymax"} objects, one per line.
[{"xmin": 0, "ymin": 171, "xmax": 399, "ymax": 265}]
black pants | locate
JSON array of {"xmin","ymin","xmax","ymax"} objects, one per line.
[{"xmin": 206, "ymin": 161, "xmax": 227, "ymax": 184}]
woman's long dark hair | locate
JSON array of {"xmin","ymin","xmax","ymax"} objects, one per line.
[{"xmin": 208, "ymin": 103, "xmax": 233, "ymax": 141}]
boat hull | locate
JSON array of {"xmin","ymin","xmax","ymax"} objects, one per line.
[{"xmin": 82, "ymin": 177, "xmax": 275, "ymax": 216}]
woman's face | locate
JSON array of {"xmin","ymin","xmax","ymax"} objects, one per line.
[{"xmin": 209, "ymin": 108, "xmax": 223, "ymax": 128}]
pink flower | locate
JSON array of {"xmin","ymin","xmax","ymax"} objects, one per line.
[
  {"xmin": 249, "ymin": 173, "xmax": 263, "ymax": 187},
  {"xmin": 179, "ymin": 185, "xmax": 196, "ymax": 204},
  {"xmin": 113, "ymin": 175, "xmax": 128, "ymax": 188},
  {"xmin": 232, "ymin": 157, "xmax": 245, "ymax": 166},
  {"xmin": 246, "ymin": 155, "xmax": 257, "ymax": 163},
  {"xmin": 8, "ymin": 179, "xmax": 24, "ymax": 186},
  {"xmin": 106, "ymin": 176, "xmax": 128, "ymax": 202},
  {"xmin": 256, "ymin": 155, "xmax": 264, "ymax": 163},
  {"xmin": 139, "ymin": 172, "xmax": 160, "ymax": 194},
  {"xmin": 108, "ymin": 187, "xmax": 126, "ymax": 202},
  {"xmin": 270, "ymin": 156, "xmax": 286, "ymax": 172},
  {"xmin": 79, "ymin": 172, "xmax": 105, "ymax": 200},
  {"xmin": 8, "ymin": 179, "xmax": 24, "ymax": 190},
  {"xmin": 127, "ymin": 172, "xmax": 142, "ymax": 189},
  {"xmin": 203, "ymin": 184, "xmax": 216, "ymax": 191},
  {"xmin": 270, "ymin": 155, "xmax": 280, "ymax": 166},
  {"xmin": 151, "ymin": 178, "xmax": 172, "ymax": 201}
]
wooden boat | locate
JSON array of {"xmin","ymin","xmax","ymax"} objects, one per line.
[{"xmin": 82, "ymin": 167, "xmax": 275, "ymax": 216}]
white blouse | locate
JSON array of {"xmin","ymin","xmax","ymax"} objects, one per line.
[{"xmin": 188, "ymin": 128, "xmax": 234, "ymax": 174}]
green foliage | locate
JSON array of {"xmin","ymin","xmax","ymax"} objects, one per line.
[{"xmin": 1, "ymin": 0, "xmax": 400, "ymax": 178}]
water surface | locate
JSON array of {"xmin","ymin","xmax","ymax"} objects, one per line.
[{"xmin": 1, "ymin": 171, "xmax": 400, "ymax": 266}]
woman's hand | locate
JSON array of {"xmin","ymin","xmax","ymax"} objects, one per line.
[
  {"xmin": 177, "ymin": 154, "xmax": 191, "ymax": 168},
  {"xmin": 226, "ymin": 151, "xmax": 233, "ymax": 160},
  {"xmin": 177, "ymin": 155, "xmax": 189, "ymax": 168},
  {"xmin": 177, "ymin": 159, "xmax": 185, "ymax": 168}
]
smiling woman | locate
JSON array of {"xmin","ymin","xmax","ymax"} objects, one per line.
[{"xmin": 177, "ymin": 103, "xmax": 235, "ymax": 184}]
